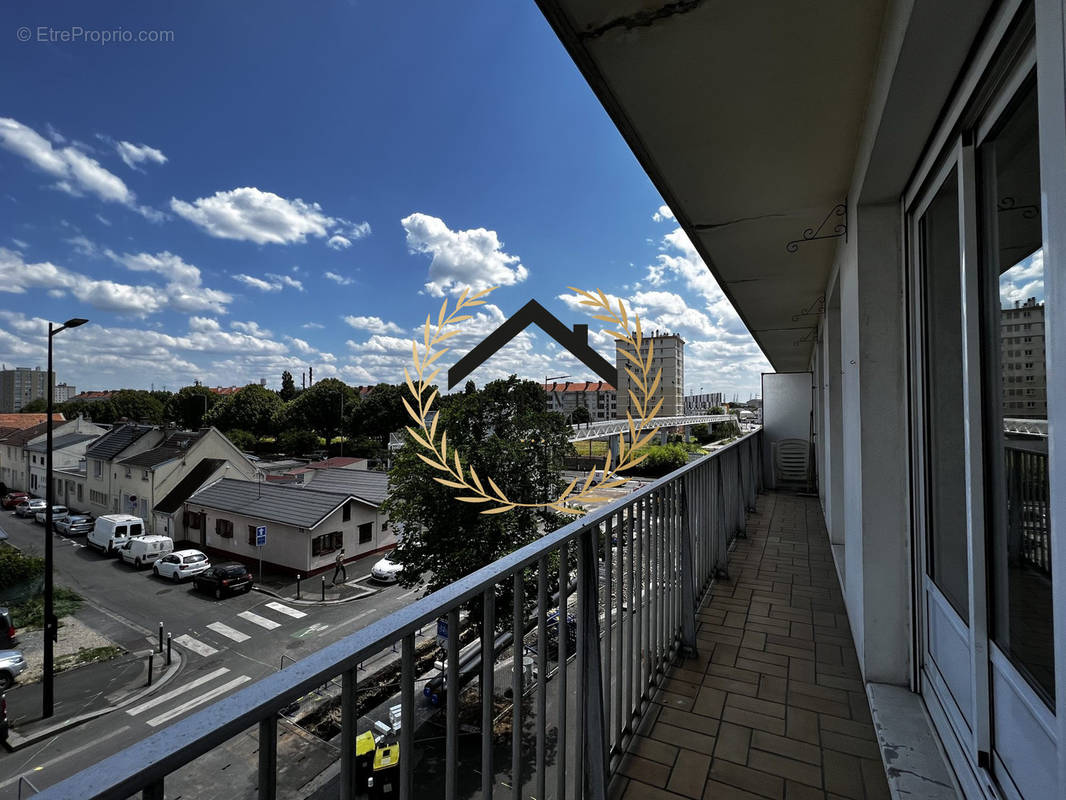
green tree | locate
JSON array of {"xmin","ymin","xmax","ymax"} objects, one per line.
[
  {"xmin": 279, "ymin": 370, "xmax": 298, "ymax": 402},
  {"xmin": 350, "ymin": 383, "xmax": 408, "ymax": 446},
  {"xmin": 383, "ymin": 377, "xmax": 570, "ymax": 621},
  {"xmin": 19, "ymin": 398, "xmax": 48, "ymax": 413},
  {"xmin": 570, "ymin": 404, "xmax": 592, "ymax": 425},
  {"xmin": 282, "ymin": 378, "xmax": 357, "ymax": 450},
  {"xmin": 165, "ymin": 385, "xmax": 218, "ymax": 429},
  {"xmin": 223, "ymin": 429, "xmax": 257, "ymax": 451},
  {"xmin": 625, "ymin": 443, "xmax": 688, "ymax": 478},
  {"xmin": 110, "ymin": 390, "xmax": 164, "ymax": 424},
  {"xmin": 277, "ymin": 429, "xmax": 320, "ymax": 456},
  {"xmin": 74, "ymin": 399, "xmax": 117, "ymax": 424},
  {"xmin": 205, "ymin": 384, "xmax": 283, "ymax": 437},
  {"xmin": 709, "ymin": 405, "xmax": 725, "ymax": 415}
]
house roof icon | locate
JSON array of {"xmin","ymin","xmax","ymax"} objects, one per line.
[{"xmin": 447, "ymin": 299, "xmax": 618, "ymax": 390}]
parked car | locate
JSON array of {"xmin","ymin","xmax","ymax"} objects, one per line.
[
  {"xmin": 15, "ymin": 499, "xmax": 46, "ymax": 518},
  {"xmin": 1, "ymin": 492, "xmax": 28, "ymax": 510},
  {"xmin": 153, "ymin": 549, "xmax": 211, "ymax": 581},
  {"xmin": 118, "ymin": 535, "xmax": 174, "ymax": 568},
  {"xmin": 370, "ymin": 551, "xmax": 402, "ymax": 583},
  {"xmin": 192, "ymin": 562, "xmax": 253, "ymax": 599},
  {"xmin": 55, "ymin": 514, "xmax": 94, "ymax": 536},
  {"xmin": 0, "ymin": 650, "xmax": 26, "ymax": 690},
  {"xmin": 0, "ymin": 608, "xmax": 16, "ymax": 649},
  {"xmin": 34, "ymin": 505, "xmax": 69, "ymax": 526},
  {"xmin": 0, "ymin": 692, "xmax": 8, "ymax": 744},
  {"xmin": 87, "ymin": 514, "xmax": 144, "ymax": 554}
]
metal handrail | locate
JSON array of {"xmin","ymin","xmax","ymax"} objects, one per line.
[{"xmin": 35, "ymin": 430, "xmax": 763, "ymax": 800}]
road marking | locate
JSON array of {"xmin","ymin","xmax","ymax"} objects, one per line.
[
  {"xmin": 265, "ymin": 601, "xmax": 307, "ymax": 619},
  {"xmin": 207, "ymin": 621, "xmax": 251, "ymax": 642},
  {"xmin": 292, "ymin": 622, "xmax": 330, "ymax": 639},
  {"xmin": 145, "ymin": 675, "xmax": 251, "ymax": 727},
  {"xmin": 238, "ymin": 610, "xmax": 281, "ymax": 630},
  {"xmin": 0, "ymin": 726, "xmax": 132, "ymax": 791},
  {"xmin": 173, "ymin": 634, "xmax": 218, "ymax": 657},
  {"xmin": 397, "ymin": 588, "xmax": 419, "ymax": 599},
  {"xmin": 126, "ymin": 668, "xmax": 231, "ymax": 716}
]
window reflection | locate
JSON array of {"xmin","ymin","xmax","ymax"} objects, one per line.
[{"xmin": 981, "ymin": 79, "xmax": 1053, "ymax": 703}]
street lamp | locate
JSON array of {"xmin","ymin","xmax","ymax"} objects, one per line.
[{"xmin": 44, "ymin": 316, "xmax": 87, "ymax": 718}]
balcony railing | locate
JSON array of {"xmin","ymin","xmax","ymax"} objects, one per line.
[{"xmin": 35, "ymin": 430, "xmax": 763, "ymax": 800}]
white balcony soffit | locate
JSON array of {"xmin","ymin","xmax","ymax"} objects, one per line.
[{"xmin": 537, "ymin": 0, "xmax": 888, "ymax": 371}]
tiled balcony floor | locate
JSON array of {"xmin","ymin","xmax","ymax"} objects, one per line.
[{"xmin": 612, "ymin": 491, "xmax": 891, "ymax": 800}]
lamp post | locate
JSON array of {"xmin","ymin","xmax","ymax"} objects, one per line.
[{"xmin": 44, "ymin": 317, "xmax": 88, "ymax": 719}]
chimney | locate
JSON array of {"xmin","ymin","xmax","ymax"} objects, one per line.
[
  {"xmin": 309, "ymin": 366, "xmax": 313, "ymax": 385},
  {"xmin": 301, "ymin": 372, "xmax": 306, "ymax": 389}
]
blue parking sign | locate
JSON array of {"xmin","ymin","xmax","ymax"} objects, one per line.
[{"xmin": 255, "ymin": 525, "xmax": 267, "ymax": 546}]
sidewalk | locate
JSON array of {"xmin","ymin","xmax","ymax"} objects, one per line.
[
  {"xmin": 4, "ymin": 647, "xmax": 181, "ymax": 750},
  {"xmin": 252, "ymin": 550, "xmax": 389, "ymax": 605}
]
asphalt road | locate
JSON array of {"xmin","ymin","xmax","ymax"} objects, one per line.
[{"xmin": 0, "ymin": 509, "xmax": 425, "ymax": 795}]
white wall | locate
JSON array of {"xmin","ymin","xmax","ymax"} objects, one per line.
[{"xmin": 761, "ymin": 372, "xmax": 813, "ymax": 488}]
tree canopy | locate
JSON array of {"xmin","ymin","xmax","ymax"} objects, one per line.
[
  {"xmin": 349, "ymin": 383, "xmax": 408, "ymax": 446},
  {"xmin": 383, "ymin": 377, "xmax": 571, "ymax": 615},
  {"xmin": 279, "ymin": 370, "xmax": 298, "ymax": 402},
  {"xmin": 282, "ymin": 378, "xmax": 358, "ymax": 448},
  {"xmin": 204, "ymin": 384, "xmax": 283, "ymax": 437},
  {"xmin": 165, "ymin": 385, "xmax": 219, "ymax": 429}
]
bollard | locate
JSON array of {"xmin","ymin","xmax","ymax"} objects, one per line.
[
  {"xmin": 296, "ymin": 573, "xmax": 301, "ymax": 600},
  {"xmin": 147, "ymin": 652, "xmax": 154, "ymax": 686},
  {"xmin": 158, "ymin": 621, "xmax": 164, "ymax": 653},
  {"xmin": 166, "ymin": 632, "xmax": 172, "ymax": 666},
  {"xmin": 321, "ymin": 575, "xmax": 326, "ymax": 601}
]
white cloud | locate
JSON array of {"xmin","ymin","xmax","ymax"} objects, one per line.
[
  {"xmin": 108, "ymin": 250, "xmax": 232, "ymax": 314},
  {"xmin": 95, "ymin": 214, "xmax": 111, "ymax": 226},
  {"xmin": 302, "ymin": 321, "xmax": 325, "ymax": 329},
  {"xmin": 324, "ymin": 271, "xmax": 353, "ymax": 285},
  {"xmin": 115, "ymin": 140, "xmax": 167, "ymax": 170},
  {"xmin": 234, "ymin": 274, "xmax": 281, "ymax": 292},
  {"xmin": 170, "ymin": 187, "xmax": 336, "ymax": 245},
  {"xmin": 232, "ymin": 320, "xmax": 273, "ymax": 338},
  {"xmin": 11, "ymin": 238, "xmax": 28, "ymax": 250},
  {"xmin": 327, "ymin": 235, "xmax": 352, "ymax": 250},
  {"xmin": 267, "ymin": 272, "xmax": 304, "ymax": 291},
  {"xmin": 188, "ymin": 316, "xmax": 221, "ymax": 333},
  {"xmin": 287, "ymin": 336, "xmax": 316, "ymax": 355},
  {"xmin": 342, "ymin": 220, "xmax": 371, "ymax": 239},
  {"xmin": 44, "ymin": 123, "xmax": 65, "ymax": 144},
  {"xmin": 344, "ymin": 315, "xmax": 403, "ymax": 334},
  {"xmin": 0, "ymin": 247, "xmax": 231, "ymax": 316},
  {"xmin": 652, "ymin": 205, "xmax": 674, "ymax": 222},
  {"xmin": 67, "ymin": 235, "xmax": 99, "ymax": 257},
  {"xmin": 401, "ymin": 212, "xmax": 528, "ymax": 297},
  {"xmin": 0, "ymin": 118, "xmax": 160, "ymax": 219}
]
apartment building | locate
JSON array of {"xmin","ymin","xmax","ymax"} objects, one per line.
[
  {"xmin": 1001, "ymin": 296, "xmax": 1047, "ymax": 418},
  {"xmin": 614, "ymin": 331, "xmax": 684, "ymax": 419},
  {"xmin": 0, "ymin": 366, "xmax": 52, "ymax": 413},
  {"xmin": 543, "ymin": 380, "xmax": 616, "ymax": 421},
  {"xmin": 683, "ymin": 392, "xmax": 723, "ymax": 413},
  {"xmin": 53, "ymin": 383, "xmax": 77, "ymax": 403}
]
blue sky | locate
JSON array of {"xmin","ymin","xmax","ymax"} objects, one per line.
[{"xmin": 1, "ymin": 1, "xmax": 770, "ymax": 401}]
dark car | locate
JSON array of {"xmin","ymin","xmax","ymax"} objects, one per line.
[
  {"xmin": 0, "ymin": 608, "xmax": 16, "ymax": 649},
  {"xmin": 192, "ymin": 562, "xmax": 253, "ymax": 599},
  {"xmin": 1, "ymin": 492, "xmax": 28, "ymax": 510},
  {"xmin": 55, "ymin": 514, "xmax": 94, "ymax": 536}
]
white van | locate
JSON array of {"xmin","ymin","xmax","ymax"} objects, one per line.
[
  {"xmin": 88, "ymin": 514, "xmax": 145, "ymax": 554},
  {"xmin": 118, "ymin": 535, "xmax": 174, "ymax": 568}
]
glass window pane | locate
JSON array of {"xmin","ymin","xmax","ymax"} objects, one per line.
[
  {"xmin": 920, "ymin": 167, "xmax": 970, "ymax": 623},
  {"xmin": 979, "ymin": 78, "xmax": 1053, "ymax": 704}
]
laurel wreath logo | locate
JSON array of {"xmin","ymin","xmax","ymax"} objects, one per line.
[{"xmin": 403, "ymin": 286, "xmax": 662, "ymax": 515}]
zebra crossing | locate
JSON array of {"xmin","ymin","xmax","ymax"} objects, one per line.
[{"xmin": 129, "ymin": 601, "xmax": 308, "ymax": 728}]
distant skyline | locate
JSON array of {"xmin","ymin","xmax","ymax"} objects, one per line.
[{"xmin": 1, "ymin": 2, "xmax": 771, "ymax": 399}]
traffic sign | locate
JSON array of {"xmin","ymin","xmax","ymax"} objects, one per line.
[{"xmin": 256, "ymin": 525, "xmax": 267, "ymax": 546}]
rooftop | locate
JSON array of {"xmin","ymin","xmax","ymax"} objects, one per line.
[
  {"xmin": 302, "ymin": 467, "xmax": 388, "ymax": 507},
  {"xmin": 186, "ymin": 477, "xmax": 358, "ymax": 529},
  {"xmin": 25, "ymin": 432, "xmax": 100, "ymax": 453},
  {"xmin": 0, "ymin": 412, "xmax": 64, "ymax": 429},
  {"xmin": 85, "ymin": 423, "xmax": 157, "ymax": 461},
  {"xmin": 544, "ymin": 381, "xmax": 616, "ymax": 393},
  {"xmin": 119, "ymin": 430, "xmax": 208, "ymax": 468}
]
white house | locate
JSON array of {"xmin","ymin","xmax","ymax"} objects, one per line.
[{"xmin": 182, "ymin": 474, "xmax": 393, "ymax": 574}]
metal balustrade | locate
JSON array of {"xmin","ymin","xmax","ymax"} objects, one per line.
[{"xmin": 35, "ymin": 430, "xmax": 763, "ymax": 800}]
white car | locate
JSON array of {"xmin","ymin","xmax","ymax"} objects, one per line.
[
  {"xmin": 153, "ymin": 549, "xmax": 211, "ymax": 581},
  {"xmin": 370, "ymin": 551, "xmax": 403, "ymax": 583},
  {"xmin": 15, "ymin": 499, "xmax": 45, "ymax": 518},
  {"xmin": 34, "ymin": 506, "xmax": 69, "ymax": 526}
]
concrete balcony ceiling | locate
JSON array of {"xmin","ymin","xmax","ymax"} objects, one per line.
[{"xmin": 537, "ymin": 0, "xmax": 882, "ymax": 371}]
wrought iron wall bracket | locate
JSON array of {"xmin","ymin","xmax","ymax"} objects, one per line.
[
  {"xmin": 791, "ymin": 295, "xmax": 825, "ymax": 322},
  {"xmin": 786, "ymin": 203, "xmax": 847, "ymax": 252}
]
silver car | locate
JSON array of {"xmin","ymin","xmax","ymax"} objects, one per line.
[
  {"xmin": 0, "ymin": 650, "xmax": 26, "ymax": 690},
  {"xmin": 35, "ymin": 505, "xmax": 69, "ymax": 526},
  {"xmin": 15, "ymin": 499, "xmax": 45, "ymax": 518}
]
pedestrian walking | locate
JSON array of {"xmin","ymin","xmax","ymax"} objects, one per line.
[{"xmin": 333, "ymin": 548, "xmax": 347, "ymax": 585}]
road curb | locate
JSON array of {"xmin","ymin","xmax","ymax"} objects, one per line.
[
  {"xmin": 5, "ymin": 650, "xmax": 184, "ymax": 751},
  {"xmin": 252, "ymin": 582, "xmax": 379, "ymax": 605}
]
